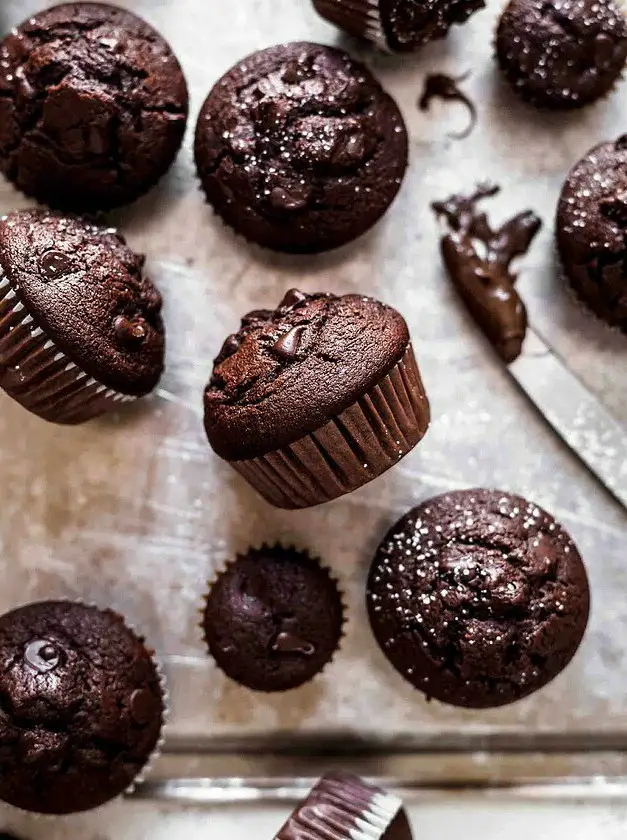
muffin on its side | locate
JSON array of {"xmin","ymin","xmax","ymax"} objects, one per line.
[
  {"xmin": 203, "ymin": 289, "xmax": 430, "ymax": 509},
  {"xmin": 0, "ymin": 601, "xmax": 165, "ymax": 815},
  {"xmin": 0, "ymin": 2, "xmax": 189, "ymax": 212},
  {"xmin": 367, "ymin": 489, "xmax": 590, "ymax": 708},
  {"xmin": 0, "ymin": 209, "xmax": 165, "ymax": 423},
  {"xmin": 202, "ymin": 545, "xmax": 345, "ymax": 692},
  {"xmin": 496, "ymin": 0, "xmax": 627, "ymax": 109},
  {"xmin": 312, "ymin": 0, "xmax": 485, "ymax": 53},
  {"xmin": 275, "ymin": 774, "xmax": 412, "ymax": 840},
  {"xmin": 194, "ymin": 42, "xmax": 408, "ymax": 254},
  {"xmin": 556, "ymin": 136, "xmax": 627, "ymax": 332}
]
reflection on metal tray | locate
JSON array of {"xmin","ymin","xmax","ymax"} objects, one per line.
[{"xmin": 1, "ymin": 0, "xmax": 626, "ymax": 798}]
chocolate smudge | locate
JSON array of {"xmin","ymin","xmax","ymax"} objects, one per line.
[
  {"xmin": 419, "ymin": 72, "xmax": 477, "ymax": 140},
  {"xmin": 432, "ymin": 184, "xmax": 542, "ymax": 363}
]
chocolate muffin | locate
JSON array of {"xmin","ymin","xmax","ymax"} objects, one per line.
[
  {"xmin": 203, "ymin": 289, "xmax": 430, "ymax": 509},
  {"xmin": 496, "ymin": 0, "xmax": 627, "ymax": 109},
  {"xmin": 275, "ymin": 774, "xmax": 412, "ymax": 840},
  {"xmin": 0, "ymin": 601, "xmax": 165, "ymax": 815},
  {"xmin": 557, "ymin": 137, "xmax": 627, "ymax": 331},
  {"xmin": 194, "ymin": 43, "xmax": 408, "ymax": 254},
  {"xmin": 0, "ymin": 2, "xmax": 189, "ymax": 212},
  {"xmin": 367, "ymin": 489, "xmax": 590, "ymax": 708},
  {"xmin": 312, "ymin": 0, "xmax": 484, "ymax": 53},
  {"xmin": 202, "ymin": 545, "xmax": 345, "ymax": 692},
  {"xmin": 0, "ymin": 209, "xmax": 164, "ymax": 424}
]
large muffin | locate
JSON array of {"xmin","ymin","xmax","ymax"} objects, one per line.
[
  {"xmin": 0, "ymin": 209, "xmax": 164, "ymax": 423},
  {"xmin": 203, "ymin": 289, "xmax": 430, "ymax": 508},
  {"xmin": 194, "ymin": 42, "xmax": 408, "ymax": 254},
  {"xmin": 0, "ymin": 2, "xmax": 189, "ymax": 211},
  {"xmin": 556, "ymin": 136, "xmax": 627, "ymax": 332},
  {"xmin": 0, "ymin": 601, "xmax": 164, "ymax": 814},
  {"xmin": 312, "ymin": 0, "xmax": 485, "ymax": 53},
  {"xmin": 367, "ymin": 489, "xmax": 590, "ymax": 708}
]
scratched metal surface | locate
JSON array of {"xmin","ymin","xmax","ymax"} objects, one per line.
[{"xmin": 0, "ymin": 0, "xmax": 625, "ymax": 747}]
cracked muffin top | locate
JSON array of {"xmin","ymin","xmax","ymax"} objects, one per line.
[
  {"xmin": 203, "ymin": 288, "xmax": 410, "ymax": 461},
  {"xmin": 0, "ymin": 601, "xmax": 164, "ymax": 815},
  {"xmin": 0, "ymin": 2, "xmax": 189, "ymax": 211},
  {"xmin": 496, "ymin": 0, "xmax": 627, "ymax": 108},
  {"xmin": 367, "ymin": 489, "xmax": 590, "ymax": 708},
  {"xmin": 194, "ymin": 42, "xmax": 408, "ymax": 254}
]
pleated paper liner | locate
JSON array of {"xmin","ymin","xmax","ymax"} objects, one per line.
[
  {"xmin": 0, "ymin": 265, "xmax": 137, "ymax": 424},
  {"xmin": 198, "ymin": 543, "xmax": 348, "ymax": 691},
  {"xmin": 312, "ymin": 0, "xmax": 392, "ymax": 51},
  {"xmin": 233, "ymin": 343, "xmax": 430, "ymax": 509}
]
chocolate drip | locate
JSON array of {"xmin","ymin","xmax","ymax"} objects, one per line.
[
  {"xmin": 432, "ymin": 184, "xmax": 541, "ymax": 363},
  {"xmin": 419, "ymin": 73, "xmax": 477, "ymax": 140}
]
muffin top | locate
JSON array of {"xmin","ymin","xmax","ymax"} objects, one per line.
[
  {"xmin": 367, "ymin": 489, "xmax": 590, "ymax": 708},
  {"xmin": 194, "ymin": 42, "xmax": 407, "ymax": 253},
  {"xmin": 0, "ymin": 601, "xmax": 164, "ymax": 814},
  {"xmin": 202, "ymin": 545, "xmax": 344, "ymax": 692},
  {"xmin": 275, "ymin": 774, "xmax": 412, "ymax": 840},
  {"xmin": 204, "ymin": 289, "xmax": 410, "ymax": 460},
  {"xmin": 496, "ymin": 0, "xmax": 627, "ymax": 108},
  {"xmin": 0, "ymin": 210, "xmax": 164, "ymax": 395},
  {"xmin": 380, "ymin": 0, "xmax": 486, "ymax": 51},
  {"xmin": 557, "ymin": 137, "xmax": 627, "ymax": 263},
  {"xmin": 0, "ymin": 2, "xmax": 188, "ymax": 211}
]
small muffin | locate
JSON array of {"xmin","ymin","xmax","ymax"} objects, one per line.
[
  {"xmin": 312, "ymin": 0, "xmax": 484, "ymax": 53},
  {"xmin": 203, "ymin": 289, "xmax": 430, "ymax": 509},
  {"xmin": 0, "ymin": 2, "xmax": 189, "ymax": 212},
  {"xmin": 0, "ymin": 601, "xmax": 165, "ymax": 815},
  {"xmin": 275, "ymin": 774, "xmax": 412, "ymax": 840},
  {"xmin": 202, "ymin": 545, "xmax": 345, "ymax": 692},
  {"xmin": 0, "ymin": 209, "xmax": 165, "ymax": 424},
  {"xmin": 496, "ymin": 0, "xmax": 627, "ymax": 109},
  {"xmin": 194, "ymin": 43, "xmax": 408, "ymax": 254},
  {"xmin": 367, "ymin": 489, "xmax": 590, "ymax": 708},
  {"xmin": 556, "ymin": 137, "xmax": 627, "ymax": 332}
]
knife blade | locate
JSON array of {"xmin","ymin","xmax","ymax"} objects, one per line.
[{"xmin": 509, "ymin": 327, "xmax": 627, "ymax": 511}]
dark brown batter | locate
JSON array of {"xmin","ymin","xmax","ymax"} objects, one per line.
[
  {"xmin": 432, "ymin": 185, "xmax": 541, "ymax": 363},
  {"xmin": 419, "ymin": 73, "xmax": 477, "ymax": 139}
]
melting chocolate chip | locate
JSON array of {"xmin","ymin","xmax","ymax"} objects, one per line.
[
  {"xmin": 274, "ymin": 325, "xmax": 306, "ymax": 359},
  {"xmin": 269, "ymin": 181, "xmax": 311, "ymax": 212},
  {"xmin": 221, "ymin": 333, "xmax": 241, "ymax": 357},
  {"xmin": 432, "ymin": 184, "xmax": 541, "ymax": 363},
  {"xmin": 129, "ymin": 688, "xmax": 156, "ymax": 725},
  {"xmin": 278, "ymin": 288, "xmax": 308, "ymax": 311},
  {"xmin": 271, "ymin": 631, "xmax": 315, "ymax": 657},
  {"xmin": 419, "ymin": 73, "xmax": 477, "ymax": 140},
  {"xmin": 39, "ymin": 249, "xmax": 73, "ymax": 280},
  {"xmin": 281, "ymin": 60, "xmax": 304, "ymax": 84},
  {"xmin": 594, "ymin": 32, "xmax": 617, "ymax": 68},
  {"xmin": 114, "ymin": 315, "xmax": 147, "ymax": 349},
  {"xmin": 24, "ymin": 639, "xmax": 61, "ymax": 673}
]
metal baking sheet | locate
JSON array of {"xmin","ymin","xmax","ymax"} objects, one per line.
[{"xmin": 0, "ymin": 0, "xmax": 626, "ymax": 787}]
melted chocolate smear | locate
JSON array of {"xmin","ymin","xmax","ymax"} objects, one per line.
[
  {"xmin": 419, "ymin": 73, "xmax": 477, "ymax": 140},
  {"xmin": 432, "ymin": 184, "xmax": 542, "ymax": 363},
  {"xmin": 272, "ymin": 631, "xmax": 315, "ymax": 657}
]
